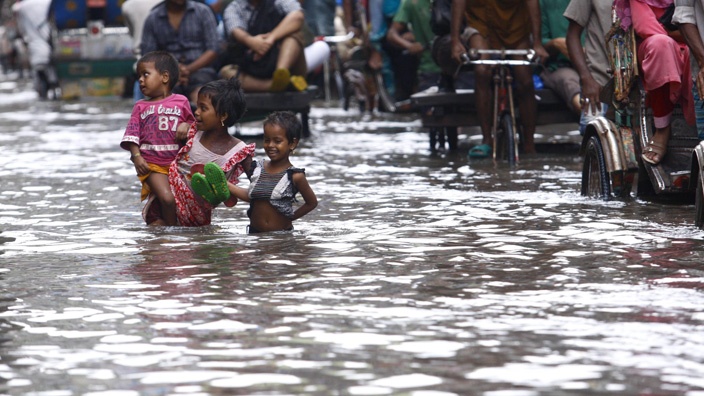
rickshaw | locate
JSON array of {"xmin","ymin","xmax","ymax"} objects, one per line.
[
  {"xmin": 49, "ymin": 0, "xmax": 137, "ymax": 99},
  {"xmin": 580, "ymin": 8, "xmax": 700, "ymax": 220}
]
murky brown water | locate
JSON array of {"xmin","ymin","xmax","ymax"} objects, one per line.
[{"xmin": 2, "ymin": 79, "xmax": 704, "ymax": 395}]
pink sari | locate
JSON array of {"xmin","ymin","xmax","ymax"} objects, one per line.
[{"xmin": 615, "ymin": 0, "xmax": 694, "ymax": 127}]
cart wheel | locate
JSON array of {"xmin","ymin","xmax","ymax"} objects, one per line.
[
  {"xmin": 695, "ymin": 176, "xmax": 704, "ymax": 229},
  {"xmin": 581, "ymin": 135, "xmax": 612, "ymax": 199},
  {"xmin": 496, "ymin": 113, "xmax": 517, "ymax": 166}
]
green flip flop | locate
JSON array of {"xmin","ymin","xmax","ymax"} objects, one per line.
[
  {"xmin": 204, "ymin": 162, "xmax": 231, "ymax": 203},
  {"xmin": 191, "ymin": 172, "xmax": 219, "ymax": 205}
]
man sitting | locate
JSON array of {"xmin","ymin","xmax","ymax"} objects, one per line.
[
  {"xmin": 220, "ymin": 0, "xmax": 310, "ymax": 92},
  {"xmin": 140, "ymin": 0, "xmax": 220, "ymax": 104}
]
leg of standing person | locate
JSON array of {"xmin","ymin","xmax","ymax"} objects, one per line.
[
  {"xmin": 469, "ymin": 33, "xmax": 494, "ymax": 150},
  {"xmin": 511, "ymin": 38, "xmax": 538, "ymax": 154}
]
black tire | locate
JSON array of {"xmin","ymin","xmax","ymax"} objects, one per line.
[
  {"xmin": 496, "ymin": 113, "xmax": 517, "ymax": 166},
  {"xmin": 581, "ymin": 135, "xmax": 612, "ymax": 199},
  {"xmin": 695, "ymin": 176, "xmax": 704, "ymax": 229}
]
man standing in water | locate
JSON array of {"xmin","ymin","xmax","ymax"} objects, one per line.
[
  {"xmin": 141, "ymin": 0, "xmax": 220, "ymax": 103},
  {"xmin": 446, "ymin": 0, "xmax": 549, "ymax": 158}
]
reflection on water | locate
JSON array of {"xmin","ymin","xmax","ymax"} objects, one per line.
[{"xmin": 1, "ymin": 80, "xmax": 704, "ymax": 395}]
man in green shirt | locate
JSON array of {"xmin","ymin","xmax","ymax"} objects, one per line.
[{"xmin": 386, "ymin": 0, "xmax": 442, "ymax": 100}]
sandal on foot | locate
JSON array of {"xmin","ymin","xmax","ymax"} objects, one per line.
[
  {"xmin": 270, "ymin": 68, "xmax": 290, "ymax": 92},
  {"xmin": 204, "ymin": 162, "xmax": 231, "ymax": 203},
  {"xmin": 642, "ymin": 140, "xmax": 667, "ymax": 165},
  {"xmin": 191, "ymin": 173, "xmax": 219, "ymax": 205},
  {"xmin": 290, "ymin": 75, "xmax": 308, "ymax": 92},
  {"xmin": 468, "ymin": 143, "xmax": 491, "ymax": 159}
]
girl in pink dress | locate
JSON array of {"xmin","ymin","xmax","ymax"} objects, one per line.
[
  {"xmin": 617, "ymin": 0, "xmax": 695, "ymax": 165},
  {"xmin": 142, "ymin": 77, "xmax": 255, "ymax": 226}
]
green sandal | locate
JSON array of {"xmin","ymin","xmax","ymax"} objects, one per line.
[
  {"xmin": 204, "ymin": 162, "xmax": 231, "ymax": 203},
  {"xmin": 191, "ymin": 172, "xmax": 219, "ymax": 205}
]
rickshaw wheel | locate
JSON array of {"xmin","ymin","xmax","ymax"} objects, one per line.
[
  {"xmin": 581, "ymin": 135, "xmax": 612, "ymax": 199},
  {"xmin": 695, "ymin": 177, "xmax": 704, "ymax": 229},
  {"xmin": 496, "ymin": 113, "xmax": 517, "ymax": 167}
]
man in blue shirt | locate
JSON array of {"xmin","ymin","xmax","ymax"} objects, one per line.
[{"xmin": 141, "ymin": 0, "xmax": 221, "ymax": 103}]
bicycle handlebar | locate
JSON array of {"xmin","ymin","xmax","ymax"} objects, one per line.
[{"xmin": 460, "ymin": 48, "xmax": 539, "ymax": 66}]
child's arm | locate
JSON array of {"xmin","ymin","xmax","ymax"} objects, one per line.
[
  {"xmin": 227, "ymin": 181, "xmax": 250, "ymax": 202},
  {"xmin": 291, "ymin": 173, "xmax": 317, "ymax": 220},
  {"xmin": 175, "ymin": 122, "xmax": 191, "ymax": 144},
  {"xmin": 126, "ymin": 142, "xmax": 150, "ymax": 176}
]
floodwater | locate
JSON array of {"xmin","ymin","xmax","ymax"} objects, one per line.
[{"xmin": 1, "ymin": 78, "xmax": 704, "ymax": 396}]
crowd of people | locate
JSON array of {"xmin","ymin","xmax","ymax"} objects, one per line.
[
  {"xmin": 115, "ymin": 0, "xmax": 703, "ymax": 163},
  {"xmin": 112, "ymin": 0, "xmax": 704, "ymax": 229},
  {"xmin": 5, "ymin": 0, "xmax": 704, "ymax": 229}
]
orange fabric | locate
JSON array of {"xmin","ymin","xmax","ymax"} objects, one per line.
[
  {"xmin": 464, "ymin": 0, "xmax": 531, "ymax": 48},
  {"xmin": 137, "ymin": 163, "xmax": 170, "ymax": 202}
]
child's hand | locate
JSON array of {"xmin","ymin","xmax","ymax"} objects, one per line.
[
  {"xmin": 132, "ymin": 155, "xmax": 150, "ymax": 176},
  {"xmin": 176, "ymin": 122, "xmax": 190, "ymax": 142}
]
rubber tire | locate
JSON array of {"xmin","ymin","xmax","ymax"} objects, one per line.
[
  {"xmin": 497, "ymin": 113, "xmax": 517, "ymax": 166},
  {"xmin": 695, "ymin": 176, "xmax": 704, "ymax": 229},
  {"xmin": 581, "ymin": 135, "xmax": 612, "ymax": 199}
]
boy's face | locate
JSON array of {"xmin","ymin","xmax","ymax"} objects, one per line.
[{"xmin": 137, "ymin": 61, "xmax": 168, "ymax": 99}]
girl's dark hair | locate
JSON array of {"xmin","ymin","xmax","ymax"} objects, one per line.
[
  {"xmin": 198, "ymin": 77, "xmax": 247, "ymax": 127},
  {"xmin": 137, "ymin": 51, "xmax": 179, "ymax": 90},
  {"xmin": 263, "ymin": 111, "xmax": 302, "ymax": 142}
]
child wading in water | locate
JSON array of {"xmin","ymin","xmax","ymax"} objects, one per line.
[
  {"xmin": 156, "ymin": 77, "xmax": 256, "ymax": 226},
  {"xmin": 121, "ymin": 51, "xmax": 195, "ymax": 226},
  {"xmin": 194, "ymin": 111, "xmax": 317, "ymax": 233}
]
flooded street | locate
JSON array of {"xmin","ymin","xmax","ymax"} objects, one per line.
[{"xmin": 2, "ymin": 79, "xmax": 704, "ymax": 395}]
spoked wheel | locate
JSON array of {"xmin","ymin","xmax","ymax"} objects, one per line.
[
  {"xmin": 695, "ymin": 176, "xmax": 704, "ymax": 229},
  {"xmin": 581, "ymin": 135, "xmax": 612, "ymax": 199},
  {"xmin": 374, "ymin": 70, "xmax": 396, "ymax": 113},
  {"xmin": 495, "ymin": 113, "xmax": 517, "ymax": 166}
]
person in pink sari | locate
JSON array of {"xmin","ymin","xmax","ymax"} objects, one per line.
[{"xmin": 616, "ymin": 0, "xmax": 695, "ymax": 165}]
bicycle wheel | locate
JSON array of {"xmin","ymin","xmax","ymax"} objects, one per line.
[
  {"xmin": 496, "ymin": 112, "xmax": 517, "ymax": 166},
  {"xmin": 581, "ymin": 135, "xmax": 612, "ymax": 199}
]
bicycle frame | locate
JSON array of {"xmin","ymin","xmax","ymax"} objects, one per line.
[{"xmin": 464, "ymin": 49, "xmax": 536, "ymax": 164}]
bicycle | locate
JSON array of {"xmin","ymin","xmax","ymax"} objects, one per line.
[{"xmin": 462, "ymin": 48, "xmax": 538, "ymax": 166}]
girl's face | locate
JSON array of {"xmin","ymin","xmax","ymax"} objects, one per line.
[
  {"xmin": 137, "ymin": 61, "xmax": 167, "ymax": 99},
  {"xmin": 263, "ymin": 123, "xmax": 297, "ymax": 162},
  {"xmin": 195, "ymin": 94, "xmax": 224, "ymax": 132}
]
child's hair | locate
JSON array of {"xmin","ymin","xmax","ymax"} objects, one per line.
[
  {"xmin": 198, "ymin": 77, "xmax": 247, "ymax": 127},
  {"xmin": 137, "ymin": 51, "xmax": 180, "ymax": 90},
  {"xmin": 263, "ymin": 111, "xmax": 302, "ymax": 143}
]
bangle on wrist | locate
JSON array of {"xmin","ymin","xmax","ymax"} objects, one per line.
[{"xmin": 131, "ymin": 153, "xmax": 141, "ymax": 160}]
